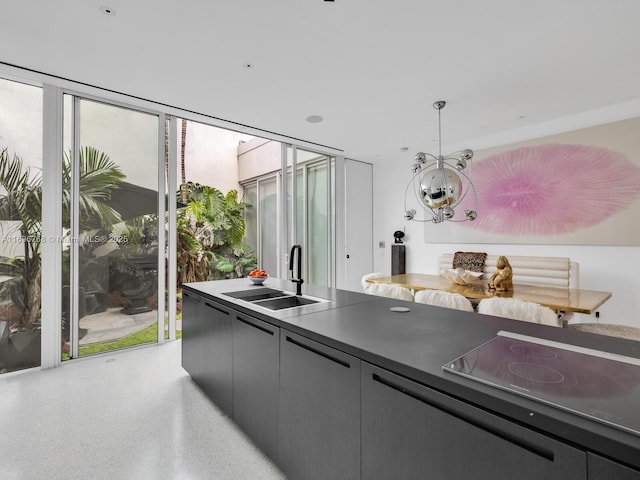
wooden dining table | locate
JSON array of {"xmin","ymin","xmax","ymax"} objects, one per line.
[{"xmin": 366, "ymin": 273, "xmax": 612, "ymax": 315}]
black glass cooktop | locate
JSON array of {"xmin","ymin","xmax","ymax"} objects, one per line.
[{"xmin": 444, "ymin": 331, "xmax": 640, "ymax": 437}]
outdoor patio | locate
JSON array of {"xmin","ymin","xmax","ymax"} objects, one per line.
[{"xmin": 79, "ymin": 308, "xmax": 158, "ymax": 345}]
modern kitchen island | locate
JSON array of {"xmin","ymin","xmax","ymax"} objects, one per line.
[{"xmin": 182, "ymin": 278, "xmax": 640, "ymax": 480}]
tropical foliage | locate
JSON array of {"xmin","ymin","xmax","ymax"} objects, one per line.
[
  {"xmin": 62, "ymin": 146, "xmax": 126, "ymax": 229},
  {"xmin": 177, "ymin": 181, "xmax": 256, "ymax": 286},
  {"xmin": 0, "ymin": 146, "xmax": 125, "ymax": 330},
  {"xmin": 1, "ymin": 145, "xmax": 256, "ymax": 326},
  {"xmin": 0, "ymin": 148, "xmax": 42, "ymax": 328}
]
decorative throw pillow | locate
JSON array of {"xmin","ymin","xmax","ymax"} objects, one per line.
[{"xmin": 453, "ymin": 251, "xmax": 487, "ymax": 273}]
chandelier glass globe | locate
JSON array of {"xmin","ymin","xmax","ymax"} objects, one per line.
[{"xmin": 419, "ymin": 167, "xmax": 462, "ymax": 210}]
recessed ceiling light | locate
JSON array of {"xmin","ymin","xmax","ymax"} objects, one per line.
[
  {"xmin": 100, "ymin": 6, "xmax": 116, "ymax": 16},
  {"xmin": 243, "ymin": 63, "xmax": 254, "ymax": 69},
  {"xmin": 306, "ymin": 115, "xmax": 324, "ymax": 123}
]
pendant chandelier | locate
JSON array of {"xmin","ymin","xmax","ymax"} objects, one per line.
[{"xmin": 403, "ymin": 101, "xmax": 478, "ymax": 223}]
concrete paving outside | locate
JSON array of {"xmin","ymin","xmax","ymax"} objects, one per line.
[{"xmin": 79, "ymin": 308, "xmax": 157, "ymax": 345}]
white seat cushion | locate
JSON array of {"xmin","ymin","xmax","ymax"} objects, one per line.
[
  {"xmin": 414, "ymin": 290, "xmax": 474, "ymax": 312},
  {"xmin": 366, "ymin": 283, "xmax": 414, "ymax": 301},
  {"xmin": 477, "ymin": 297, "xmax": 560, "ymax": 326},
  {"xmin": 361, "ymin": 272, "xmax": 385, "ymax": 293}
]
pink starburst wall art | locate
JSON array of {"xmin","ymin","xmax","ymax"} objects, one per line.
[{"xmin": 452, "ymin": 142, "xmax": 640, "ymax": 244}]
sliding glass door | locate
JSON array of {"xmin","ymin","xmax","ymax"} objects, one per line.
[
  {"xmin": 242, "ymin": 144, "xmax": 335, "ymax": 287},
  {"xmin": 306, "ymin": 160, "xmax": 331, "ymax": 286},
  {"xmin": 62, "ymin": 96, "xmax": 162, "ymax": 358},
  {"xmin": 285, "ymin": 146, "xmax": 334, "ymax": 287}
]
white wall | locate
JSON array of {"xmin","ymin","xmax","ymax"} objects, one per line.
[
  {"xmin": 0, "ymin": 79, "xmax": 42, "ymax": 166},
  {"xmin": 373, "ymin": 100, "xmax": 640, "ymax": 328},
  {"xmin": 237, "ymin": 137, "xmax": 281, "ymax": 182},
  {"xmin": 182, "ymin": 121, "xmax": 253, "ymax": 193}
]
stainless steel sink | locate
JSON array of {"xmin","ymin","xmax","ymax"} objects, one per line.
[
  {"xmin": 222, "ymin": 287, "xmax": 328, "ymax": 310},
  {"xmin": 252, "ymin": 295, "xmax": 320, "ymax": 310},
  {"xmin": 222, "ymin": 288, "xmax": 288, "ymax": 302}
]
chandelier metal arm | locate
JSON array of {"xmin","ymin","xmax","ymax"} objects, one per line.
[{"xmin": 413, "ymin": 151, "xmax": 439, "ymax": 166}]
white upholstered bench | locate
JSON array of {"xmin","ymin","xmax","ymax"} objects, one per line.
[{"xmin": 438, "ymin": 253, "xmax": 579, "ymax": 289}]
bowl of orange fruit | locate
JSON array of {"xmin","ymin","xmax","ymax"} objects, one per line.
[{"xmin": 248, "ymin": 269, "xmax": 268, "ymax": 285}]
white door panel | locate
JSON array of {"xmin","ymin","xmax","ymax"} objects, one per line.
[{"xmin": 344, "ymin": 160, "xmax": 373, "ymax": 292}]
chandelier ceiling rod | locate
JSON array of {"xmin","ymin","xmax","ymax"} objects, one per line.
[{"xmin": 435, "ymin": 100, "xmax": 445, "ymax": 160}]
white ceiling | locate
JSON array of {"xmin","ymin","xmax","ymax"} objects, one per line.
[{"xmin": 3, "ymin": 0, "xmax": 640, "ymax": 164}]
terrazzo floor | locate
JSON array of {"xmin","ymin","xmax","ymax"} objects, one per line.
[{"xmin": 0, "ymin": 340, "xmax": 286, "ymax": 480}]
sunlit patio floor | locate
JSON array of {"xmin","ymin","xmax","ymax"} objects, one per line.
[{"xmin": 79, "ymin": 307, "xmax": 157, "ymax": 345}]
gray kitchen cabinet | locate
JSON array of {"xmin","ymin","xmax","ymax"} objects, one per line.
[
  {"xmin": 199, "ymin": 300, "xmax": 233, "ymax": 417},
  {"xmin": 232, "ymin": 311, "xmax": 280, "ymax": 463},
  {"xmin": 182, "ymin": 281, "xmax": 640, "ymax": 477},
  {"xmin": 181, "ymin": 290, "xmax": 207, "ymax": 390},
  {"xmin": 361, "ymin": 362, "xmax": 587, "ymax": 480},
  {"xmin": 279, "ymin": 329, "xmax": 360, "ymax": 480},
  {"xmin": 182, "ymin": 291, "xmax": 233, "ymax": 417},
  {"xmin": 588, "ymin": 453, "xmax": 640, "ymax": 479}
]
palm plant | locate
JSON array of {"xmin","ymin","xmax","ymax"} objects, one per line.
[
  {"xmin": 0, "ymin": 146, "xmax": 125, "ymax": 330},
  {"xmin": 0, "ymin": 148, "xmax": 43, "ymax": 329},
  {"xmin": 62, "ymin": 146, "xmax": 126, "ymax": 230}
]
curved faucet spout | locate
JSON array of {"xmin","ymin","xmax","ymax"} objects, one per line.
[{"xmin": 289, "ymin": 245, "xmax": 304, "ymax": 296}]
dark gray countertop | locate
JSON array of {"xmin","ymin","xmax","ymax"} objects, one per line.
[{"xmin": 183, "ymin": 278, "xmax": 640, "ymax": 469}]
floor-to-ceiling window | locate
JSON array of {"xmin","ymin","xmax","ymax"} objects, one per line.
[
  {"xmin": 0, "ymin": 65, "xmax": 343, "ymax": 374},
  {"xmin": 306, "ymin": 159, "xmax": 331, "ymax": 286},
  {"xmin": 172, "ymin": 118, "xmax": 258, "ymax": 338},
  {"xmin": 0, "ymin": 77, "xmax": 43, "ymax": 373},
  {"xmin": 289, "ymin": 147, "xmax": 334, "ymax": 287},
  {"xmin": 244, "ymin": 145, "xmax": 335, "ymax": 287},
  {"xmin": 62, "ymin": 95, "xmax": 162, "ymax": 359}
]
